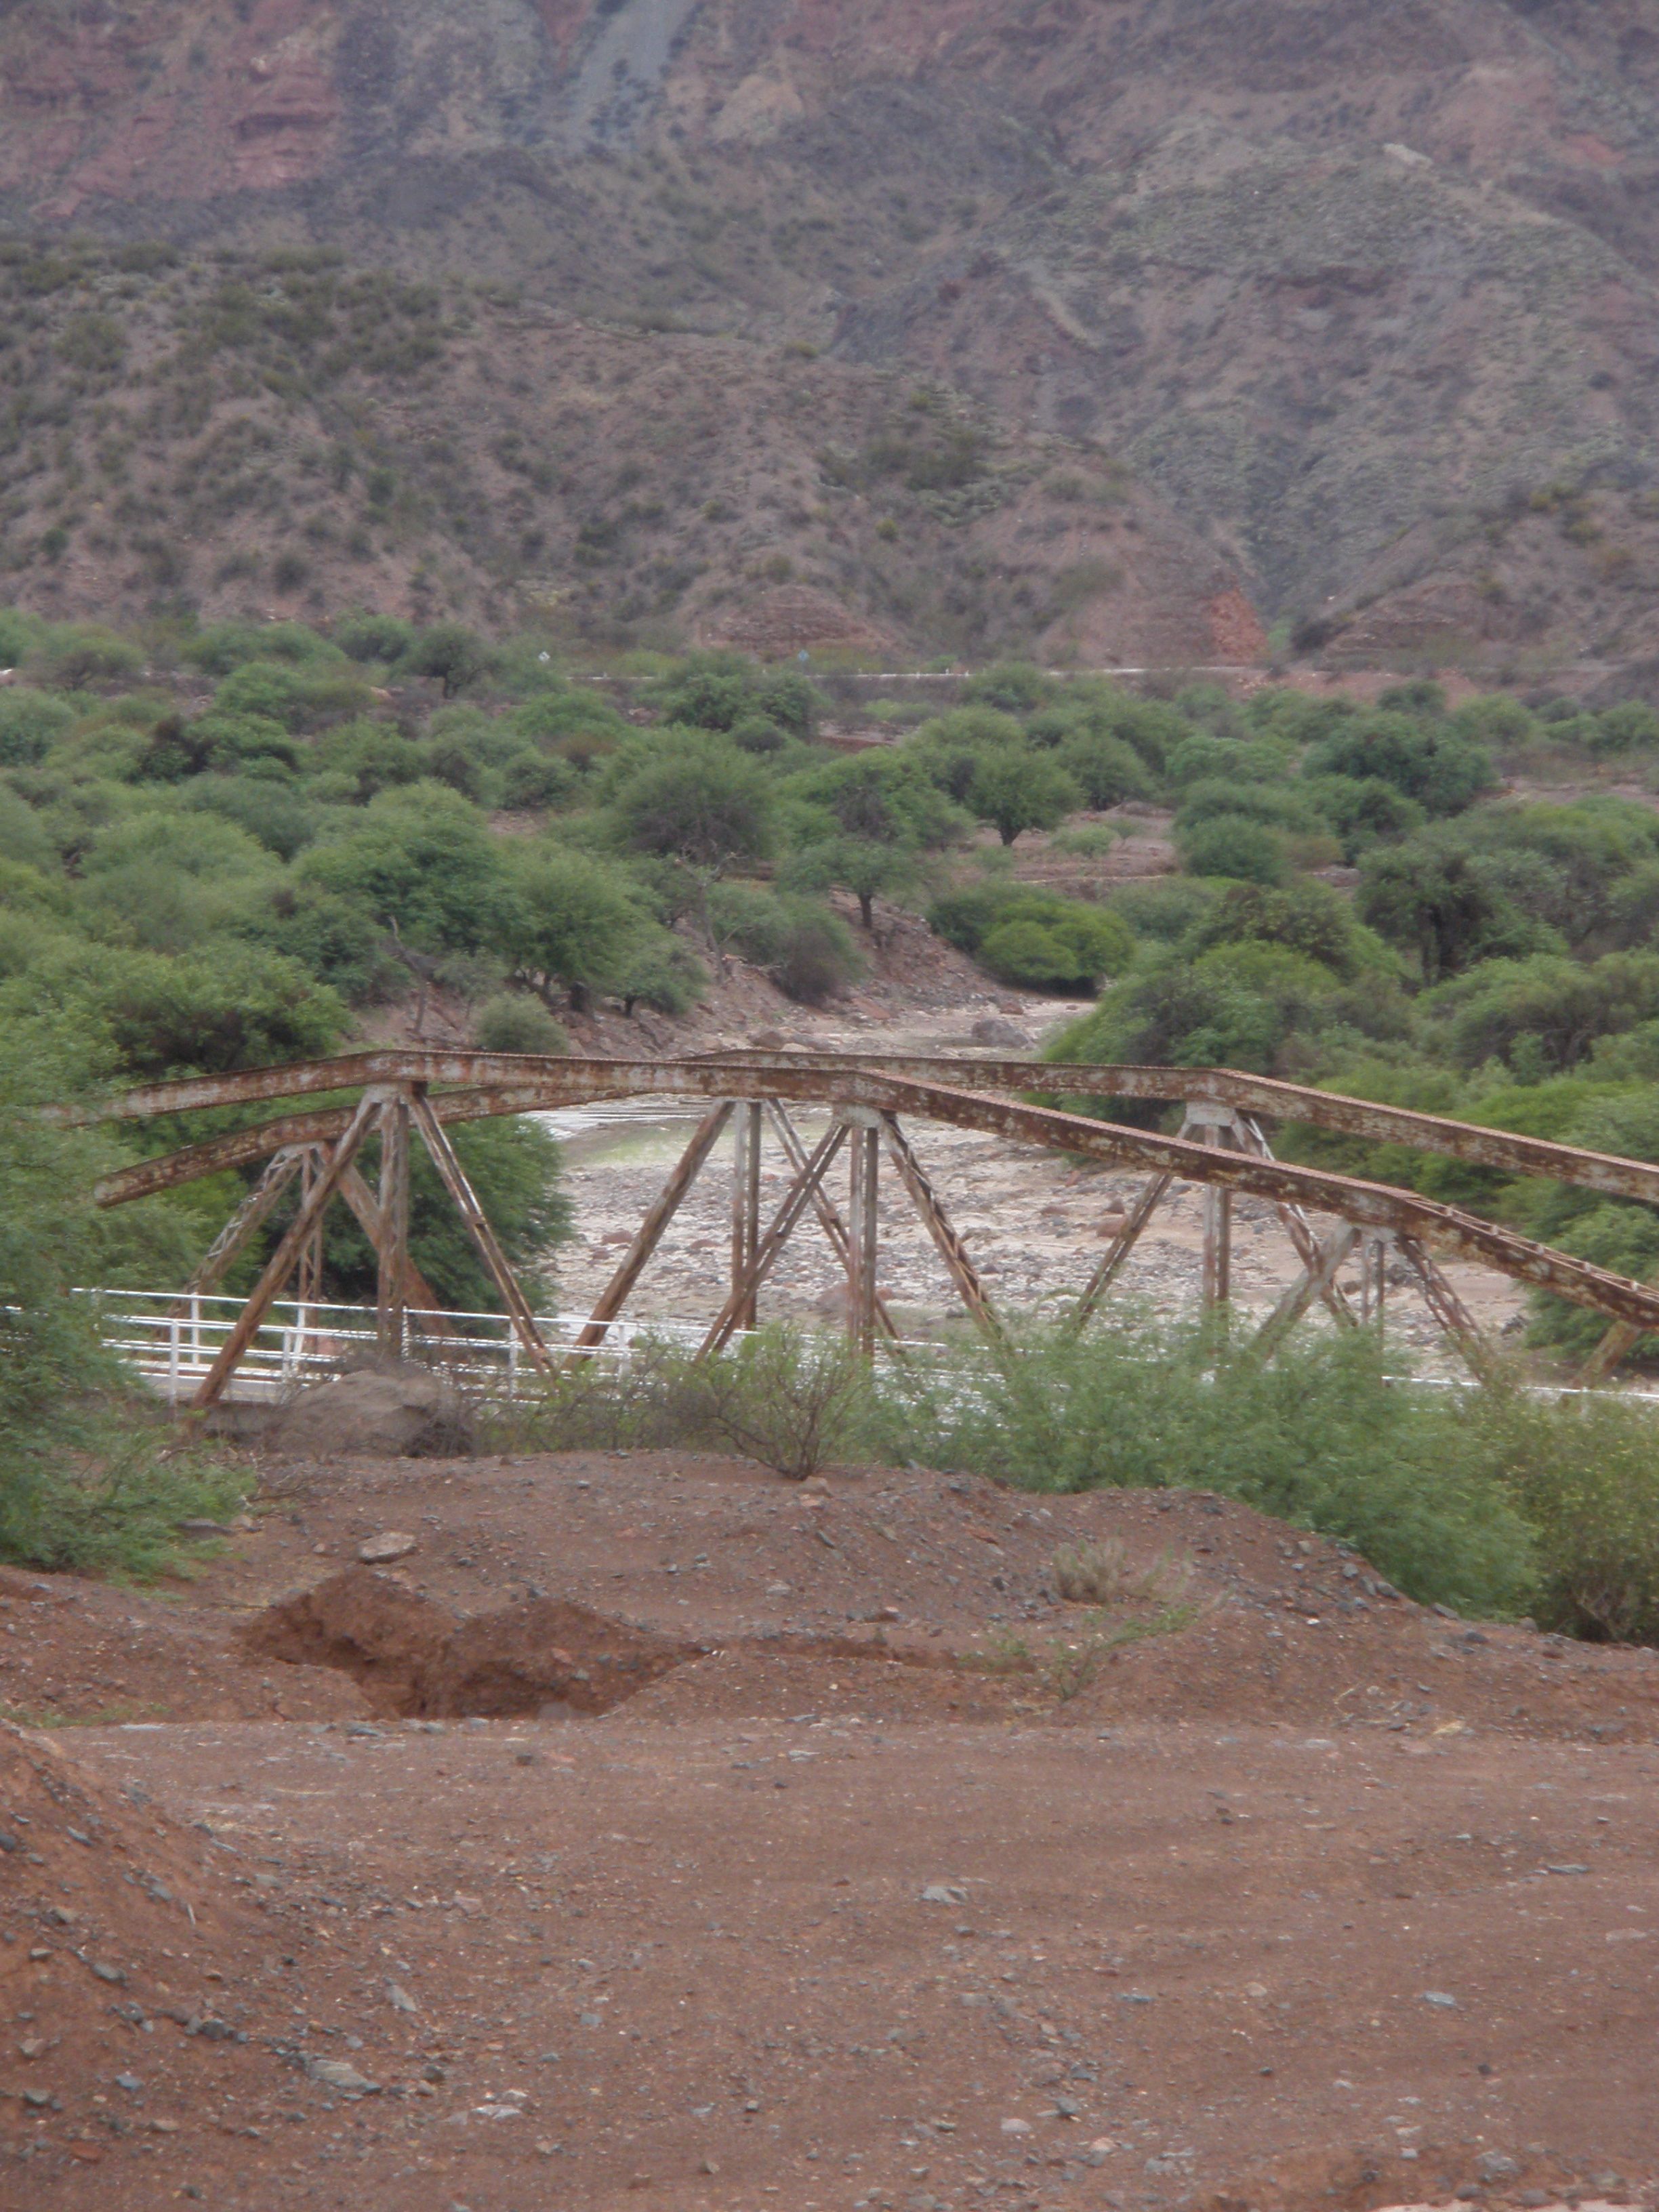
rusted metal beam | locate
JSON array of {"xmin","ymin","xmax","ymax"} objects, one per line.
[
  {"xmin": 187, "ymin": 1092, "xmax": 380, "ymax": 1410},
  {"xmin": 700, "ymin": 1122, "xmax": 848, "ymax": 1358},
  {"xmin": 407, "ymin": 1094, "xmax": 556, "ymax": 1376},
  {"xmin": 1394, "ymin": 1235, "xmax": 1494, "ymax": 1376},
  {"xmin": 85, "ymin": 1058, "xmax": 1659, "ymax": 1337},
  {"xmin": 572, "ymin": 1103, "xmax": 734, "ymax": 1353},
  {"xmin": 377, "ymin": 1091, "xmax": 412, "ymax": 1358},
  {"xmin": 178, "ymin": 1148, "xmax": 303, "ymax": 1301},
  {"xmin": 764, "ymin": 1103, "xmax": 904, "ymax": 1349},
  {"xmin": 877, "ymin": 1112, "xmax": 1002, "ymax": 1342},
  {"xmin": 703, "ymin": 1052, "xmax": 1659, "ymax": 1210},
  {"xmin": 1067, "ymin": 1172, "xmax": 1174, "ymax": 1332},
  {"xmin": 846, "ymin": 1118, "xmax": 881, "ymax": 1358},
  {"xmin": 335, "ymin": 1165, "xmax": 455, "ymax": 1340},
  {"xmin": 1253, "ymin": 1225, "xmax": 1361, "ymax": 1353},
  {"xmin": 293, "ymin": 1145, "xmax": 323, "ymax": 1308},
  {"xmin": 731, "ymin": 1102, "xmax": 762, "ymax": 1335},
  {"xmin": 80, "ymin": 1048, "xmax": 1659, "ymax": 1210}
]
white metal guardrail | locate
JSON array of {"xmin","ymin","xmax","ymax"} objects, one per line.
[
  {"xmin": 78, "ymin": 1288, "xmax": 714, "ymax": 1403},
  {"xmin": 78, "ymin": 1288, "xmax": 1659, "ymax": 1411}
]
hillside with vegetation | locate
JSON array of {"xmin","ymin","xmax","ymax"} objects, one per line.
[{"xmin": 2, "ymin": 1, "xmax": 1659, "ymax": 665}]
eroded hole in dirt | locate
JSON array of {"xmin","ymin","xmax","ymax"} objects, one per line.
[{"xmin": 241, "ymin": 1568, "xmax": 700, "ymax": 1719}]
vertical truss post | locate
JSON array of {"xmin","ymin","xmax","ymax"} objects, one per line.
[
  {"xmin": 764, "ymin": 1102, "xmax": 905, "ymax": 1348},
  {"xmin": 1359, "ymin": 1231, "xmax": 1393, "ymax": 1331},
  {"xmin": 294, "ymin": 1146, "xmax": 324, "ymax": 1307},
  {"xmin": 846, "ymin": 1111, "xmax": 880, "ymax": 1358},
  {"xmin": 573, "ymin": 1103, "xmax": 734, "ymax": 1354},
  {"xmin": 408, "ymin": 1092, "xmax": 556, "ymax": 1376},
  {"xmin": 1185, "ymin": 1106, "xmax": 1236, "ymax": 1313},
  {"xmin": 376, "ymin": 1089, "xmax": 411, "ymax": 1359},
  {"xmin": 731, "ymin": 1101, "xmax": 762, "ymax": 1334},
  {"xmin": 701, "ymin": 1122, "xmax": 848, "ymax": 1357},
  {"xmin": 188, "ymin": 1090, "xmax": 382, "ymax": 1410}
]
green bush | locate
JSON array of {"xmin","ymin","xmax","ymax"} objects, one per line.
[
  {"xmin": 773, "ymin": 900, "xmax": 865, "ymax": 1004},
  {"xmin": 0, "ymin": 1020, "xmax": 247, "ymax": 1577},
  {"xmin": 1483, "ymin": 1387, "xmax": 1659, "ymax": 1643},
  {"xmin": 865, "ymin": 1322, "xmax": 1538, "ymax": 1619},
  {"xmin": 335, "ymin": 612, "xmax": 417, "ymax": 665},
  {"xmin": 0, "ymin": 689, "xmax": 76, "ymax": 766},
  {"xmin": 1055, "ymin": 730, "xmax": 1153, "ymax": 808},
  {"xmin": 979, "ymin": 902, "xmax": 1134, "ymax": 993},
  {"xmin": 33, "ymin": 625, "xmax": 145, "ymax": 690},
  {"xmin": 474, "ymin": 994, "xmax": 571, "ymax": 1055},
  {"xmin": 1305, "ymin": 712, "xmax": 1496, "ymax": 815},
  {"xmin": 1176, "ymin": 814, "xmax": 1288, "ymax": 886}
]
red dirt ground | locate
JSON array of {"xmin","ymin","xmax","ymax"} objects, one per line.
[{"xmin": 4, "ymin": 1452, "xmax": 1658, "ymax": 2209}]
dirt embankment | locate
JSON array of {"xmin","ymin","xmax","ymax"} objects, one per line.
[{"xmin": 5, "ymin": 1450, "xmax": 1659, "ymax": 2208}]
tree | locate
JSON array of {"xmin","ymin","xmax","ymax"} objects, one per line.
[
  {"xmin": 1305, "ymin": 711, "xmax": 1496, "ymax": 816},
  {"xmin": 300, "ymin": 784, "xmax": 518, "ymax": 951},
  {"xmin": 495, "ymin": 846, "xmax": 649, "ymax": 1010},
  {"xmin": 1424, "ymin": 952, "xmax": 1659, "ymax": 1077},
  {"xmin": 966, "ymin": 750, "xmax": 1078, "ymax": 846},
  {"xmin": 1357, "ymin": 841, "xmax": 1546, "ymax": 983},
  {"xmin": 1055, "ymin": 729, "xmax": 1153, "ymax": 808},
  {"xmin": 784, "ymin": 835, "xmax": 921, "ymax": 930},
  {"xmin": 403, "ymin": 623, "xmax": 493, "ymax": 699},
  {"xmin": 612, "ymin": 739, "xmax": 775, "ymax": 874},
  {"xmin": 3, "ymin": 939, "xmax": 349, "ymax": 1078}
]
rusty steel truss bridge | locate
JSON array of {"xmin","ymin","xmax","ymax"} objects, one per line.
[{"xmin": 68, "ymin": 1048, "xmax": 1659, "ymax": 1407}]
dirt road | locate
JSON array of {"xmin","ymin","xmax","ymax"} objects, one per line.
[{"xmin": 3, "ymin": 1453, "xmax": 1655, "ymax": 2210}]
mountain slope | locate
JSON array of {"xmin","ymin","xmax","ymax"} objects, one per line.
[{"xmin": 3, "ymin": 1, "xmax": 1658, "ymax": 660}]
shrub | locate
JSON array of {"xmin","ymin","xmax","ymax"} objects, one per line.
[
  {"xmin": 682, "ymin": 1325, "xmax": 867, "ymax": 1479},
  {"xmin": 0, "ymin": 688, "xmax": 76, "ymax": 766},
  {"xmin": 978, "ymin": 903, "xmax": 1133, "ymax": 993},
  {"xmin": 499, "ymin": 751, "xmax": 580, "ymax": 809},
  {"xmin": 474, "ymin": 994, "xmax": 571, "ymax": 1056},
  {"xmin": 0, "ymin": 1020, "xmax": 248, "ymax": 1576},
  {"xmin": 1176, "ymin": 814, "xmax": 1288, "ymax": 886},
  {"xmin": 1486, "ymin": 1387, "xmax": 1659, "ymax": 1643},
  {"xmin": 865, "ymin": 1322, "xmax": 1538, "ymax": 1618},
  {"xmin": 335, "ymin": 612, "xmax": 418, "ymax": 664},
  {"xmin": 773, "ymin": 901, "xmax": 864, "ymax": 1004},
  {"xmin": 34, "ymin": 625, "xmax": 144, "ymax": 690}
]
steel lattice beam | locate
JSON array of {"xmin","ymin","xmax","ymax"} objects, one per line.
[{"xmin": 74, "ymin": 1052, "xmax": 1659, "ymax": 1340}]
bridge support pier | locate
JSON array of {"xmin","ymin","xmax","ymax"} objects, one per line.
[{"xmin": 844, "ymin": 1113, "xmax": 881, "ymax": 1358}]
